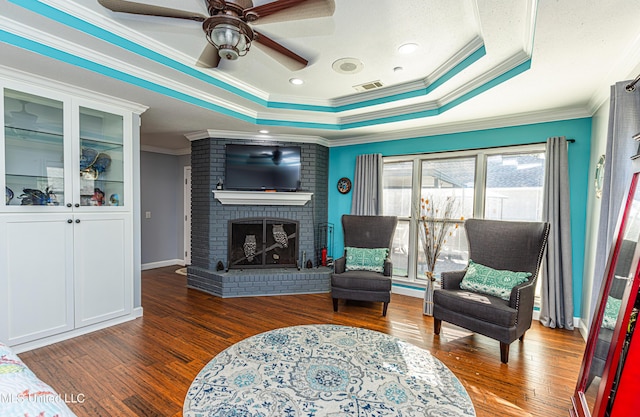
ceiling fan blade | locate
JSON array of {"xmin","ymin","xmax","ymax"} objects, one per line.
[
  {"xmin": 253, "ymin": 30, "xmax": 308, "ymax": 71},
  {"xmin": 97, "ymin": 0, "xmax": 208, "ymax": 22},
  {"xmin": 245, "ymin": 0, "xmax": 335, "ymax": 25},
  {"xmin": 196, "ymin": 43, "xmax": 221, "ymax": 68}
]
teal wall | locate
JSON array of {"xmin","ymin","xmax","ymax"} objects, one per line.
[{"xmin": 328, "ymin": 118, "xmax": 592, "ymax": 318}]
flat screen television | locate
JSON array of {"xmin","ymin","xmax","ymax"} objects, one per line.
[{"xmin": 224, "ymin": 144, "xmax": 301, "ymax": 191}]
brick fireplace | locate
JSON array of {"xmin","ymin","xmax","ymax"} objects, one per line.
[{"xmin": 186, "ymin": 135, "xmax": 331, "ymax": 297}]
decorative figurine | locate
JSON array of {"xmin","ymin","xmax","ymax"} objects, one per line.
[
  {"xmin": 91, "ymin": 188, "xmax": 105, "ymax": 206},
  {"xmin": 80, "ymin": 147, "xmax": 111, "ymax": 180},
  {"xmin": 109, "ymin": 193, "xmax": 119, "ymax": 206},
  {"xmin": 272, "ymin": 224, "xmax": 288, "ymax": 248},
  {"xmin": 243, "ymin": 235, "xmax": 257, "ymax": 262},
  {"xmin": 5, "ymin": 186, "xmax": 13, "ymax": 205},
  {"xmin": 19, "ymin": 187, "xmax": 57, "ymax": 205}
]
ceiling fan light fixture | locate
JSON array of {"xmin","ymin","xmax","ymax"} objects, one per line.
[{"xmin": 204, "ymin": 17, "xmax": 254, "ymax": 60}]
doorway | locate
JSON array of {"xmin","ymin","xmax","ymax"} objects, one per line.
[{"xmin": 183, "ymin": 166, "xmax": 191, "ymax": 265}]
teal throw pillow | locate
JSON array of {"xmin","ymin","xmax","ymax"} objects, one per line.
[
  {"xmin": 460, "ymin": 260, "xmax": 532, "ymax": 300},
  {"xmin": 602, "ymin": 296, "xmax": 622, "ymax": 330},
  {"xmin": 345, "ymin": 247, "xmax": 388, "ymax": 273}
]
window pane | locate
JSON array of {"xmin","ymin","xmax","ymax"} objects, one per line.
[
  {"xmin": 390, "ymin": 220, "xmax": 410, "ymax": 278},
  {"xmin": 485, "ymin": 153, "xmax": 545, "ymax": 221},
  {"xmin": 421, "ymin": 158, "xmax": 475, "ymax": 220},
  {"xmin": 418, "ymin": 158, "xmax": 475, "ymax": 278},
  {"xmin": 383, "ymin": 161, "xmax": 413, "ymax": 217}
]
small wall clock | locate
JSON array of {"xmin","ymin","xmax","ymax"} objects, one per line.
[{"xmin": 337, "ymin": 177, "xmax": 352, "ymax": 194}]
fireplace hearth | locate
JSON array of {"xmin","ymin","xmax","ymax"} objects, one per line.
[{"xmin": 228, "ymin": 218, "xmax": 299, "ymax": 269}]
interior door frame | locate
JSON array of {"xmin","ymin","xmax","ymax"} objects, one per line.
[{"xmin": 183, "ymin": 166, "xmax": 191, "ymax": 265}]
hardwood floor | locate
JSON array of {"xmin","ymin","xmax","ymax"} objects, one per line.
[{"xmin": 19, "ymin": 266, "xmax": 586, "ymax": 417}]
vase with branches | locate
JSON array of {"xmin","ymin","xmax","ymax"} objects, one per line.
[
  {"xmin": 418, "ymin": 196, "xmax": 463, "ymax": 281},
  {"xmin": 419, "ymin": 195, "xmax": 463, "ymax": 315}
]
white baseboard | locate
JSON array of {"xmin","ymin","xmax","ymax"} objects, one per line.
[
  {"xmin": 392, "ymin": 283, "xmax": 425, "ymax": 298},
  {"xmin": 141, "ymin": 259, "xmax": 185, "ymax": 270},
  {"xmin": 578, "ymin": 318, "xmax": 589, "ymax": 341},
  {"xmin": 11, "ymin": 307, "xmax": 143, "ymax": 354}
]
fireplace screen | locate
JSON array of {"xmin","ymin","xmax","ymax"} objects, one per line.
[{"xmin": 228, "ymin": 218, "xmax": 299, "ymax": 269}]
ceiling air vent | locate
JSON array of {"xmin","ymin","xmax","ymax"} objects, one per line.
[{"xmin": 353, "ymin": 80, "xmax": 384, "ymax": 92}]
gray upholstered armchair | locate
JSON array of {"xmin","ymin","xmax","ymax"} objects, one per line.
[
  {"xmin": 331, "ymin": 215, "xmax": 398, "ymax": 316},
  {"xmin": 433, "ymin": 218, "xmax": 550, "ymax": 363}
]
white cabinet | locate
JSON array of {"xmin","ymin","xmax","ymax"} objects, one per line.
[
  {"xmin": 0, "ymin": 78, "xmax": 144, "ymax": 349},
  {"xmin": 73, "ymin": 213, "xmax": 132, "ymax": 328},
  {"xmin": 0, "ymin": 214, "xmax": 74, "ymax": 345}
]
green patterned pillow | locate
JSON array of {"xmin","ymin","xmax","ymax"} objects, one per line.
[
  {"xmin": 460, "ymin": 260, "xmax": 532, "ymax": 300},
  {"xmin": 602, "ymin": 296, "xmax": 622, "ymax": 330},
  {"xmin": 345, "ymin": 247, "xmax": 389, "ymax": 273}
]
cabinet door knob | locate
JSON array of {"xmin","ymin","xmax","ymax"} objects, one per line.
[
  {"xmin": 75, "ymin": 219, "xmax": 81, "ymax": 223},
  {"xmin": 74, "ymin": 203, "xmax": 80, "ymax": 208},
  {"xmin": 66, "ymin": 203, "xmax": 72, "ymax": 208},
  {"xmin": 67, "ymin": 219, "xmax": 73, "ymax": 223}
]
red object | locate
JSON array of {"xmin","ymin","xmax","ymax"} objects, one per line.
[
  {"xmin": 609, "ymin": 317, "xmax": 640, "ymax": 416},
  {"xmin": 321, "ymin": 247, "xmax": 327, "ymax": 266}
]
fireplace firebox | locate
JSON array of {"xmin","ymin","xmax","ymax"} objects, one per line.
[{"xmin": 228, "ymin": 218, "xmax": 299, "ymax": 269}]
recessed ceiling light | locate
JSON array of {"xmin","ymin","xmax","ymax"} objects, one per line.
[
  {"xmin": 258, "ymin": 129, "xmax": 269, "ymax": 134},
  {"xmin": 398, "ymin": 43, "xmax": 418, "ymax": 54},
  {"xmin": 393, "ymin": 66, "xmax": 404, "ymax": 73},
  {"xmin": 289, "ymin": 78, "xmax": 304, "ymax": 85}
]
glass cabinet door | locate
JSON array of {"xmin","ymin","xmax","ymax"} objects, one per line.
[
  {"xmin": 78, "ymin": 107, "xmax": 124, "ymax": 207},
  {"xmin": 4, "ymin": 89, "xmax": 65, "ymax": 207}
]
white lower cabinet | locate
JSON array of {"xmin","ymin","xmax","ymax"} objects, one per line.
[
  {"xmin": 0, "ymin": 213, "xmax": 132, "ymax": 346},
  {"xmin": 0, "ymin": 214, "xmax": 74, "ymax": 345},
  {"xmin": 73, "ymin": 213, "xmax": 132, "ymax": 328}
]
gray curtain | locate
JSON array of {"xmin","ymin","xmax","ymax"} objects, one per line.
[
  {"xmin": 351, "ymin": 153, "xmax": 383, "ymax": 215},
  {"xmin": 540, "ymin": 136, "xmax": 574, "ymax": 329},
  {"xmin": 591, "ymin": 81, "xmax": 640, "ymax": 325}
]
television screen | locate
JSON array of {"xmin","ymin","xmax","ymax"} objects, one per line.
[{"xmin": 224, "ymin": 144, "xmax": 301, "ymax": 191}]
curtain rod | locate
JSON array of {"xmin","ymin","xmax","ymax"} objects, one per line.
[{"xmin": 626, "ymin": 73, "xmax": 640, "ymax": 92}]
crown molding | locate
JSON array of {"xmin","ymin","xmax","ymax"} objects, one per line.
[
  {"xmin": 140, "ymin": 145, "xmax": 191, "ymax": 156},
  {"xmin": 266, "ymin": 38, "xmax": 486, "ymax": 110},
  {"xmin": 327, "ymin": 106, "xmax": 591, "ymax": 147},
  {"xmin": 523, "ymin": 0, "xmax": 539, "ymax": 55},
  {"xmin": 587, "ymin": 32, "xmax": 640, "ymax": 115},
  {"xmin": 185, "ymin": 129, "xmax": 330, "ymax": 147},
  {"xmin": 436, "ymin": 50, "xmax": 531, "ymax": 106},
  {"xmin": 0, "ymin": 61, "xmax": 147, "ymax": 114}
]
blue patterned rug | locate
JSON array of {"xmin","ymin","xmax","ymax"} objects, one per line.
[{"xmin": 184, "ymin": 324, "xmax": 475, "ymax": 416}]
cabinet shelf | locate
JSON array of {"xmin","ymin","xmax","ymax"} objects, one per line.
[
  {"xmin": 5, "ymin": 126, "xmax": 64, "ymax": 147},
  {"xmin": 80, "ymin": 137, "xmax": 123, "ymax": 150}
]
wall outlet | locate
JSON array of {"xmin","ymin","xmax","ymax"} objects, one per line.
[{"xmin": 145, "ymin": 211, "xmax": 151, "ymax": 219}]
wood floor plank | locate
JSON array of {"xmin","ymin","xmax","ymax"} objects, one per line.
[{"xmin": 18, "ymin": 266, "xmax": 586, "ymax": 417}]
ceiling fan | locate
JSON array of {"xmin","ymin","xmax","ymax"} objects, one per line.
[{"xmin": 97, "ymin": 0, "xmax": 335, "ymax": 71}]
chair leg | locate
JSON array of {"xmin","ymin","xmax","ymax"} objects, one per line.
[
  {"xmin": 434, "ymin": 318, "xmax": 442, "ymax": 335},
  {"xmin": 500, "ymin": 342, "xmax": 510, "ymax": 364},
  {"xmin": 519, "ymin": 332, "xmax": 525, "ymax": 342},
  {"xmin": 332, "ymin": 298, "xmax": 338, "ymax": 312},
  {"xmin": 382, "ymin": 302, "xmax": 388, "ymax": 317}
]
